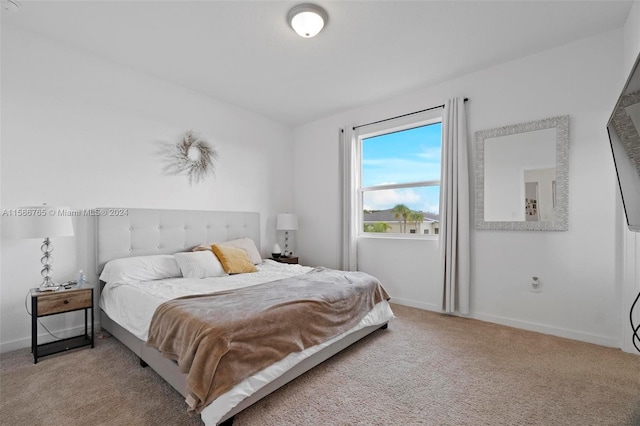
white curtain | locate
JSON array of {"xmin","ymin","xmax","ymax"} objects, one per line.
[
  {"xmin": 340, "ymin": 127, "xmax": 358, "ymax": 271},
  {"xmin": 440, "ymin": 97, "xmax": 470, "ymax": 314}
]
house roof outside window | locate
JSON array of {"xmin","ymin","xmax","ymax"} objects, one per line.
[{"xmin": 363, "ymin": 208, "xmax": 439, "ymax": 223}]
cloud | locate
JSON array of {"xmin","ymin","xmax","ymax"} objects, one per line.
[
  {"xmin": 363, "ymin": 186, "xmax": 441, "ymax": 214},
  {"xmin": 418, "ymin": 200, "xmax": 440, "ymax": 214},
  {"xmin": 363, "ymin": 188, "xmax": 420, "ymax": 211},
  {"xmin": 416, "ymin": 146, "xmax": 441, "ymax": 161}
]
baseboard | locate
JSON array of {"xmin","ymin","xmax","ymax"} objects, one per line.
[
  {"xmin": 472, "ymin": 312, "xmax": 619, "ymax": 348},
  {"xmin": 389, "ymin": 300, "xmax": 620, "ymax": 349},
  {"xmin": 389, "ymin": 297, "xmax": 440, "ymax": 312},
  {"xmin": 2, "ymin": 308, "xmax": 620, "ymax": 353},
  {"xmin": 0, "ymin": 321, "xmax": 100, "ymax": 354}
]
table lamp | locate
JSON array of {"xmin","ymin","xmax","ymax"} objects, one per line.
[
  {"xmin": 276, "ymin": 213, "xmax": 298, "ymax": 257},
  {"xmin": 12, "ymin": 206, "xmax": 74, "ymax": 290}
]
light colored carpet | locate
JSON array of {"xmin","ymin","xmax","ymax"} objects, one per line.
[{"xmin": 1, "ymin": 304, "xmax": 639, "ymax": 425}]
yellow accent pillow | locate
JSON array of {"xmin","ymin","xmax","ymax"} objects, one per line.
[{"xmin": 212, "ymin": 244, "xmax": 257, "ymax": 274}]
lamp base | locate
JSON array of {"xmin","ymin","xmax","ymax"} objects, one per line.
[
  {"xmin": 38, "ymin": 286, "xmax": 60, "ymax": 292},
  {"xmin": 39, "ymin": 276, "xmax": 59, "ymax": 291},
  {"xmin": 39, "ymin": 237, "xmax": 59, "ymax": 290}
]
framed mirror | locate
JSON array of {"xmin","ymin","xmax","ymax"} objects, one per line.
[{"xmin": 475, "ymin": 115, "xmax": 570, "ymax": 231}]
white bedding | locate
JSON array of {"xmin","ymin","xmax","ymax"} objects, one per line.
[
  {"xmin": 99, "ymin": 259, "xmax": 394, "ymax": 425},
  {"xmin": 100, "ymin": 260, "xmax": 316, "ymax": 340}
]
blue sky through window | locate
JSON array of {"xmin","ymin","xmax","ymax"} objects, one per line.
[{"xmin": 362, "ymin": 122, "xmax": 441, "ymax": 214}]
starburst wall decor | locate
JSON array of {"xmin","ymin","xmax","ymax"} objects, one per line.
[{"xmin": 159, "ymin": 131, "xmax": 218, "ymax": 185}]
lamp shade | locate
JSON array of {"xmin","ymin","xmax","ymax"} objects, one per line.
[
  {"xmin": 277, "ymin": 213, "xmax": 298, "ymax": 231},
  {"xmin": 12, "ymin": 206, "xmax": 74, "ymax": 239}
]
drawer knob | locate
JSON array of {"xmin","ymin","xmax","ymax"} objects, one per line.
[{"xmin": 64, "ymin": 300, "xmax": 69, "ymax": 304}]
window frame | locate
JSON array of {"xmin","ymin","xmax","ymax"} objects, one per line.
[{"xmin": 356, "ymin": 111, "xmax": 443, "ymax": 239}]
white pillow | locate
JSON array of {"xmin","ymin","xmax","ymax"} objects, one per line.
[
  {"xmin": 218, "ymin": 238, "xmax": 262, "ymax": 265},
  {"xmin": 174, "ymin": 251, "xmax": 227, "ymax": 279},
  {"xmin": 100, "ymin": 255, "xmax": 182, "ymax": 284}
]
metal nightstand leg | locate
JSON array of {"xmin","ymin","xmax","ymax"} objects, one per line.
[{"xmin": 32, "ymin": 295, "xmax": 38, "ymax": 363}]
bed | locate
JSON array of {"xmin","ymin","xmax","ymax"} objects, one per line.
[{"xmin": 96, "ymin": 208, "xmax": 393, "ymax": 425}]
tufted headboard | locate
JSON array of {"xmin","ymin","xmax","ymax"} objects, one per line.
[{"xmin": 96, "ymin": 208, "xmax": 260, "ymax": 273}]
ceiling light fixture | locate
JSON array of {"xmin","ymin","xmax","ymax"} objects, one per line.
[{"xmin": 288, "ymin": 3, "xmax": 328, "ymax": 38}]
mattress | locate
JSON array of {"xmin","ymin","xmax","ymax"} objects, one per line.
[
  {"xmin": 99, "ymin": 259, "xmax": 394, "ymax": 425},
  {"xmin": 100, "ymin": 260, "xmax": 317, "ymax": 340}
]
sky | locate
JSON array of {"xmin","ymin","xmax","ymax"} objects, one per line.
[{"xmin": 362, "ymin": 122, "xmax": 442, "ymax": 214}]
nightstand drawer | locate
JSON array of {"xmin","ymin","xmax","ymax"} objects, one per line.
[{"xmin": 37, "ymin": 290, "xmax": 92, "ymax": 315}]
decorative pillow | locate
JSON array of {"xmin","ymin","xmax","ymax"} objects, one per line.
[
  {"xmin": 99, "ymin": 255, "xmax": 182, "ymax": 284},
  {"xmin": 217, "ymin": 238, "xmax": 262, "ymax": 264},
  {"xmin": 192, "ymin": 237, "xmax": 262, "ymax": 265},
  {"xmin": 212, "ymin": 244, "xmax": 258, "ymax": 274},
  {"xmin": 174, "ymin": 251, "xmax": 227, "ymax": 279}
]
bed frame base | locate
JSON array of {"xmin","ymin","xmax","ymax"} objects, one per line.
[
  {"xmin": 96, "ymin": 209, "xmax": 391, "ymax": 424},
  {"xmin": 101, "ymin": 310, "xmax": 388, "ymax": 425}
]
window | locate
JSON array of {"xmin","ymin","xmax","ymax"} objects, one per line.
[{"xmin": 357, "ymin": 113, "xmax": 442, "ymax": 236}]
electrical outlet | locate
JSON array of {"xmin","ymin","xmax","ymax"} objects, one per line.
[{"xmin": 530, "ymin": 276, "xmax": 541, "ymax": 292}]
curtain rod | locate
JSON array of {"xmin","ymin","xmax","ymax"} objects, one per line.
[{"xmin": 352, "ymin": 97, "xmax": 469, "ymax": 131}]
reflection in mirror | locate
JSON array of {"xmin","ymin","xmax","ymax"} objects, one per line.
[
  {"xmin": 607, "ymin": 53, "xmax": 640, "ymax": 232},
  {"xmin": 475, "ymin": 115, "xmax": 569, "ymax": 231}
]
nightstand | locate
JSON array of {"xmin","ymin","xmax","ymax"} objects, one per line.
[
  {"xmin": 270, "ymin": 256, "xmax": 299, "ymax": 264},
  {"xmin": 31, "ymin": 287, "xmax": 94, "ymax": 363}
]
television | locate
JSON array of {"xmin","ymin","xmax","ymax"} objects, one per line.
[
  {"xmin": 608, "ymin": 53, "xmax": 640, "ymax": 353},
  {"xmin": 607, "ymin": 53, "xmax": 640, "ymax": 232}
]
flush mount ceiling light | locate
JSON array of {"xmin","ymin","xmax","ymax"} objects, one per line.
[{"xmin": 288, "ymin": 3, "xmax": 328, "ymax": 38}]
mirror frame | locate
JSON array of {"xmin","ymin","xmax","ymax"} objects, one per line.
[{"xmin": 474, "ymin": 115, "xmax": 570, "ymax": 231}]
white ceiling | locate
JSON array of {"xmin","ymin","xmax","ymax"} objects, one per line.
[{"xmin": 2, "ymin": 0, "xmax": 633, "ymax": 126}]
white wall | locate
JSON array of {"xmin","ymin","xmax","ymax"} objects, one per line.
[
  {"xmin": 3, "ymin": 11, "xmax": 636, "ymax": 356},
  {"xmin": 620, "ymin": 0, "xmax": 640, "ymax": 354},
  {"xmin": 294, "ymin": 29, "xmax": 625, "ymax": 347},
  {"xmin": 0, "ymin": 25, "xmax": 295, "ymax": 352}
]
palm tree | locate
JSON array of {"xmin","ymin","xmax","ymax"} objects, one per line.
[
  {"xmin": 376, "ymin": 222, "xmax": 392, "ymax": 233},
  {"xmin": 409, "ymin": 211, "xmax": 424, "ymax": 234},
  {"xmin": 391, "ymin": 204, "xmax": 411, "ymax": 233}
]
